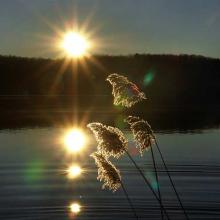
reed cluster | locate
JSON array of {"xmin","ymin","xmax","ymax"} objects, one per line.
[{"xmin": 88, "ymin": 73, "xmax": 189, "ymax": 220}]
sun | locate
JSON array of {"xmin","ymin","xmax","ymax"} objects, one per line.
[
  {"xmin": 62, "ymin": 32, "xmax": 90, "ymax": 58},
  {"xmin": 64, "ymin": 129, "xmax": 86, "ymax": 153}
]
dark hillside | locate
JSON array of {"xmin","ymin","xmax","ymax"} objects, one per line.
[
  {"xmin": 0, "ymin": 54, "xmax": 219, "ymax": 108},
  {"xmin": 0, "ymin": 54, "xmax": 220, "ymax": 130}
]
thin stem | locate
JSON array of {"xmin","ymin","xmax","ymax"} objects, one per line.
[
  {"xmin": 120, "ymin": 181, "xmax": 139, "ymax": 220},
  {"xmin": 150, "ymin": 146, "xmax": 164, "ymax": 220},
  {"xmin": 155, "ymin": 140, "xmax": 190, "ymax": 220},
  {"xmin": 126, "ymin": 150, "xmax": 171, "ymax": 220}
]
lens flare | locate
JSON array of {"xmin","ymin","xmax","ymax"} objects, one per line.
[
  {"xmin": 70, "ymin": 202, "xmax": 81, "ymax": 214},
  {"xmin": 143, "ymin": 71, "xmax": 155, "ymax": 86},
  {"xmin": 67, "ymin": 165, "xmax": 82, "ymax": 179},
  {"xmin": 62, "ymin": 32, "xmax": 90, "ymax": 58},
  {"xmin": 64, "ymin": 129, "xmax": 86, "ymax": 153}
]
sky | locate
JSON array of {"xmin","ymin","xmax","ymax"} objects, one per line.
[{"xmin": 0, "ymin": 0, "xmax": 220, "ymax": 58}]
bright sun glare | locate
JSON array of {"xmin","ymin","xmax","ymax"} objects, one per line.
[
  {"xmin": 64, "ymin": 129, "xmax": 86, "ymax": 153},
  {"xmin": 62, "ymin": 32, "xmax": 89, "ymax": 58},
  {"xmin": 67, "ymin": 165, "xmax": 82, "ymax": 179},
  {"xmin": 70, "ymin": 202, "xmax": 81, "ymax": 214}
]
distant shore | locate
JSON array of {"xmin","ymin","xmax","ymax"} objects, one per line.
[{"xmin": 0, "ymin": 54, "xmax": 219, "ymax": 130}]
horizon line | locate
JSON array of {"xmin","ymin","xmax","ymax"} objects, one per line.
[{"xmin": 0, "ymin": 53, "xmax": 219, "ymax": 61}]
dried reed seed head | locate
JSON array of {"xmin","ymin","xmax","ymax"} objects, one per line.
[
  {"xmin": 87, "ymin": 122, "xmax": 104, "ymax": 139},
  {"xmin": 125, "ymin": 115, "xmax": 141, "ymax": 125},
  {"xmin": 126, "ymin": 116, "xmax": 154, "ymax": 136},
  {"xmin": 98, "ymin": 126, "xmax": 128, "ymax": 158},
  {"xmin": 91, "ymin": 152, "xmax": 121, "ymax": 192},
  {"xmin": 126, "ymin": 116, "xmax": 155, "ymax": 156},
  {"xmin": 131, "ymin": 120, "xmax": 154, "ymax": 137},
  {"xmin": 87, "ymin": 122, "xmax": 103, "ymax": 131},
  {"xmin": 87, "ymin": 122, "xmax": 128, "ymax": 158},
  {"xmin": 106, "ymin": 73, "xmax": 146, "ymax": 108},
  {"xmin": 106, "ymin": 73, "xmax": 128, "ymax": 85},
  {"xmin": 134, "ymin": 130, "xmax": 154, "ymax": 154}
]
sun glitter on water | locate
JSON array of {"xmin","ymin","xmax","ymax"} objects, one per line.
[
  {"xmin": 67, "ymin": 164, "xmax": 82, "ymax": 179},
  {"xmin": 64, "ymin": 129, "xmax": 86, "ymax": 153},
  {"xmin": 70, "ymin": 202, "xmax": 81, "ymax": 214},
  {"xmin": 62, "ymin": 31, "xmax": 90, "ymax": 58}
]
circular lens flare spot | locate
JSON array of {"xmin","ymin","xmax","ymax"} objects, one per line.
[
  {"xmin": 67, "ymin": 165, "xmax": 82, "ymax": 179},
  {"xmin": 64, "ymin": 129, "xmax": 86, "ymax": 153},
  {"xmin": 62, "ymin": 32, "xmax": 89, "ymax": 57},
  {"xmin": 70, "ymin": 202, "xmax": 81, "ymax": 214}
]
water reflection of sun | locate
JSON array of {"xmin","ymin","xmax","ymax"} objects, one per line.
[
  {"xmin": 70, "ymin": 202, "xmax": 81, "ymax": 214},
  {"xmin": 64, "ymin": 129, "xmax": 87, "ymax": 153},
  {"xmin": 66, "ymin": 164, "xmax": 82, "ymax": 179}
]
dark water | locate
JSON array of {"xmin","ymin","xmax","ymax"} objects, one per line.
[{"xmin": 0, "ymin": 111, "xmax": 220, "ymax": 220}]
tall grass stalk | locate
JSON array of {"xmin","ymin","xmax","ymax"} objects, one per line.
[
  {"xmin": 125, "ymin": 150, "xmax": 171, "ymax": 220},
  {"xmin": 155, "ymin": 140, "xmax": 190, "ymax": 220},
  {"xmin": 150, "ymin": 146, "xmax": 164, "ymax": 219},
  {"xmin": 91, "ymin": 151, "xmax": 139, "ymax": 219},
  {"xmin": 120, "ymin": 181, "xmax": 139, "ymax": 220},
  {"xmin": 126, "ymin": 114, "xmax": 189, "ymax": 219},
  {"xmin": 88, "ymin": 121, "xmax": 171, "ymax": 219}
]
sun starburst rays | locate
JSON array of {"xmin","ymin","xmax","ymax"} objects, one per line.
[{"xmin": 61, "ymin": 31, "xmax": 90, "ymax": 58}]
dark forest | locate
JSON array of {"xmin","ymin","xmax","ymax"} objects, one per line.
[{"xmin": 0, "ymin": 54, "xmax": 220, "ymax": 130}]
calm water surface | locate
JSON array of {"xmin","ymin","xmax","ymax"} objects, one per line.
[{"xmin": 0, "ymin": 124, "xmax": 220, "ymax": 219}]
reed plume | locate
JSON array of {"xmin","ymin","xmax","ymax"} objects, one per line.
[
  {"xmin": 91, "ymin": 152, "xmax": 121, "ymax": 192},
  {"xmin": 87, "ymin": 122, "xmax": 128, "ymax": 158},
  {"xmin": 106, "ymin": 73, "xmax": 146, "ymax": 107},
  {"xmin": 126, "ymin": 116, "xmax": 189, "ymax": 219},
  {"xmin": 126, "ymin": 116, "xmax": 155, "ymax": 156}
]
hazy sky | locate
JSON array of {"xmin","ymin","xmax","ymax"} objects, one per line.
[{"xmin": 1, "ymin": 0, "xmax": 220, "ymax": 58}]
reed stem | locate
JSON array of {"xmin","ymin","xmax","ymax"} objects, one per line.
[
  {"xmin": 155, "ymin": 140, "xmax": 190, "ymax": 220},
  {"xmin": 120, "ymin": 181, "xmax": 139, "ymax": 220},
  {"xmin": 150, "ymin": 146, "xmax": 164, "ymax": 220},
  {"xmin": 126, "ymin": 150, "xmax": 171, "ymax": 220}
]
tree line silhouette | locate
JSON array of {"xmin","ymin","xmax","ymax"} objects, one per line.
[{"xmin": 0, "ymin": 54, "xmax": 220, "ymax": 130}]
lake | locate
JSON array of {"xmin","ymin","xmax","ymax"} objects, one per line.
[{"xmin": 0, "ymin": 109, "xmax": 220, "ymax": 220}]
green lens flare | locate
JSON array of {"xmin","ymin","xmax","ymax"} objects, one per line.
[
  {"xmin": 24, "ymin": 160, "xmax": 44, "ymax": 183},
  {"xmin": 115, "ymin": 115, "xmax": 126, "ymax": 129},
  {"xmin": 145, "ymin": 170, "xmax": 159, "ymax": 190},
  {"xmin": 143, "ymin": 71, "xmax": 155, "ymax": 86}
]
